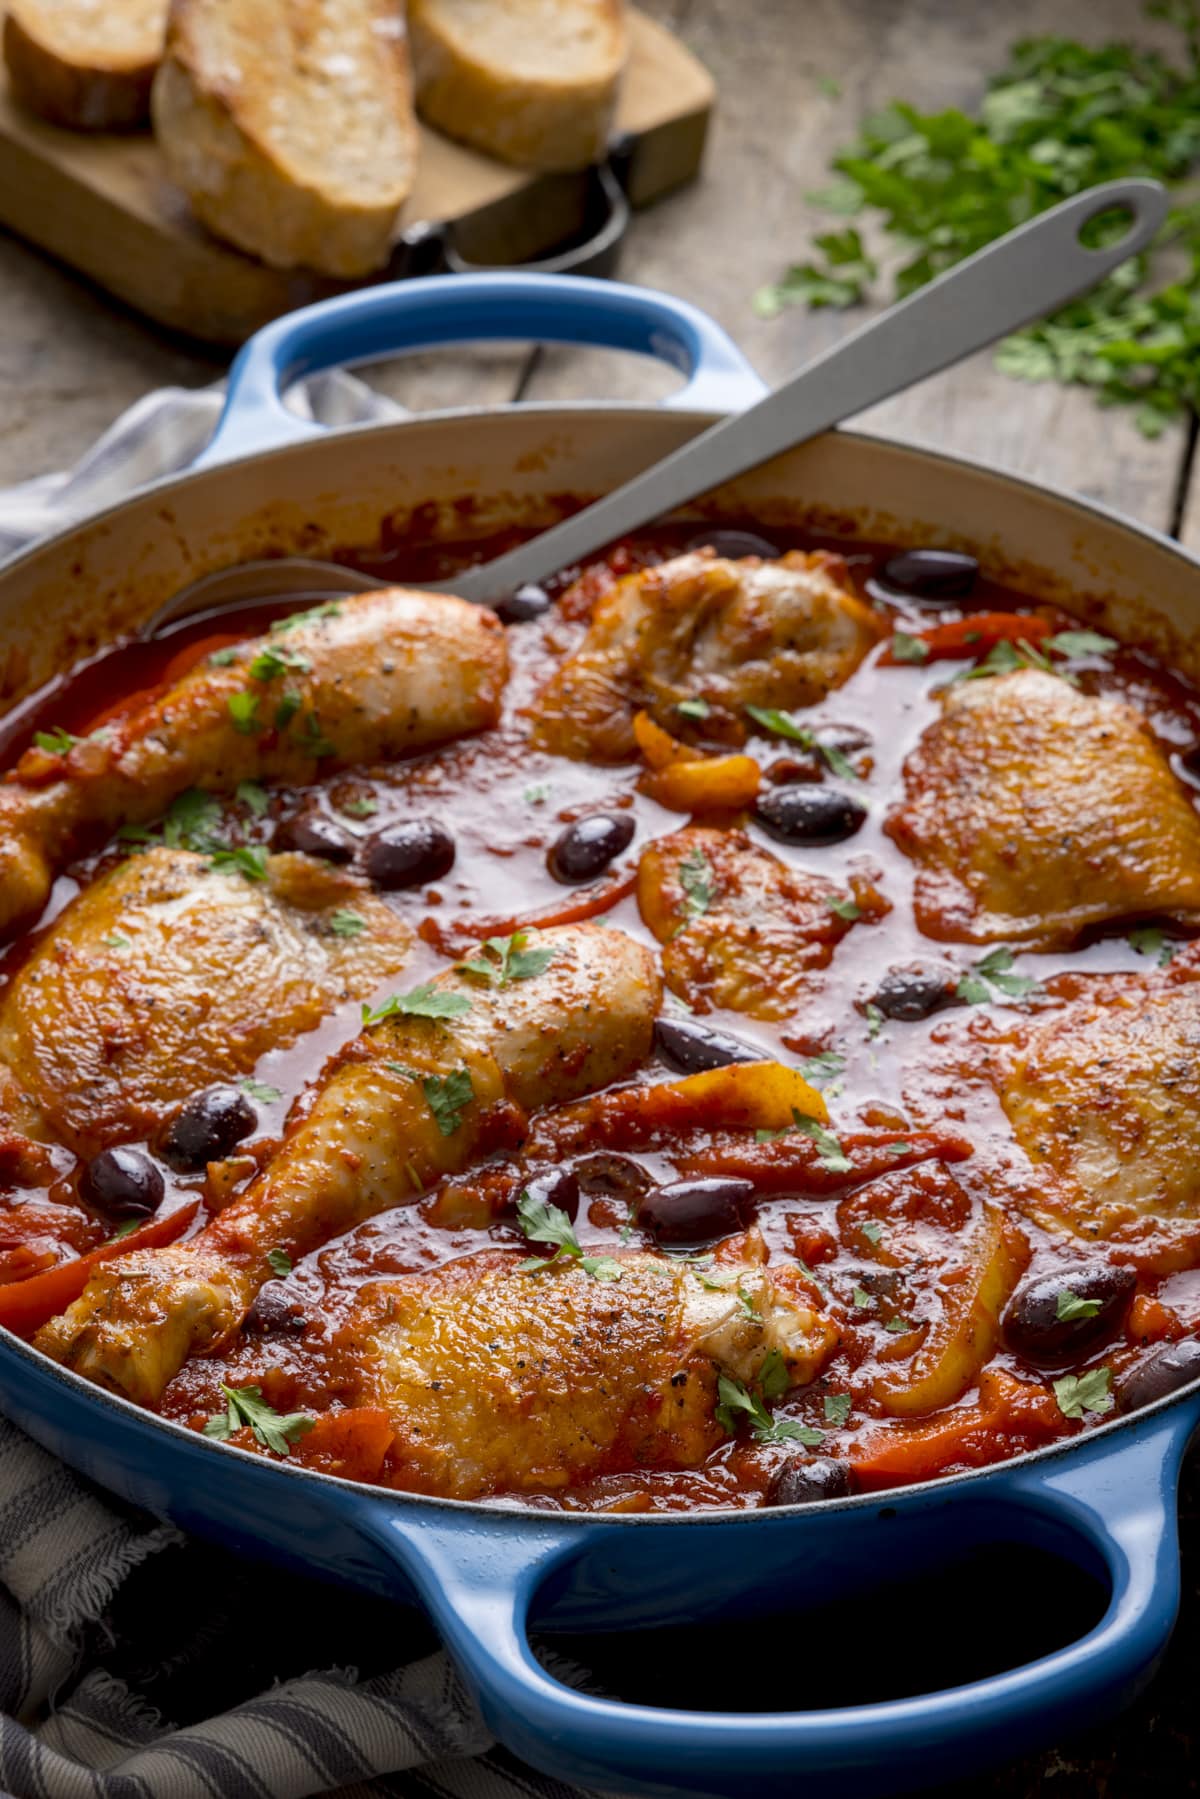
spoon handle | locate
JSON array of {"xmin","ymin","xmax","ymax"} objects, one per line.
[{"xmin": 456, "ymin": 178, "xmax": 1167, "ymax": 603}]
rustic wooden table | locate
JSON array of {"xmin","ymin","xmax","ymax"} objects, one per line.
[{"xmin": 0, "ymin": 1, "xmax": 1195, "ymax": 1792}]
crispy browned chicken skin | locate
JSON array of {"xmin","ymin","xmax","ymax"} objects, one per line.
[
  {"xmin": 638, "ymin": 825, "xmax": 888, "ymax": 1020},
  {"xmin": 0, "ymin": 587, "xmax": 508, "ymax": 939},
  {"xmin": 887, "ymin": 669, "xmax": 1200, "ymax": 949},
  {"xmin": 532, "ymin": 549, "xmax": 884, "ymax": 761},
  {"xmin": 35, "ymin": 923, "xmax": 661, "ymax": 1404},
  {"xmin": 347, "ymin": 1244, "xmax": 838, "ymax": 1498},
  {"xmin": 0, "ymin": 847, "xmax": 413, "ymax": 1158}
]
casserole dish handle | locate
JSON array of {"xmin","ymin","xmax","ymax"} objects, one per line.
[
  {"xmin": 353, "ymin": 1398, "xmax": 1200, "ymax": 1795},
  {"xmin": 197, "ymin": 273, "xmax": 767, "ymax": 467}
]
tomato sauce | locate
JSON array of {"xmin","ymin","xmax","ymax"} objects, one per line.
[{"xmin": 3, "ymin": 522, "xmax": 1200, "ymax": 1511}]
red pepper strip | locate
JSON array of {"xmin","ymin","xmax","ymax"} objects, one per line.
[
  {"xmin": 848, "ymin": 1370, "xmax": 1066, "ymax": 1490},
  {"xmin": 881, "ymin": 612, "xmax": 1054, "ymax": 665},
  {"xmin": 0, "ymin": 1200, "xmax": 200, "ymax": 1339},
  {"xmin": 419, "ymin": 868, "xmax": 638, "ymax": 957}
]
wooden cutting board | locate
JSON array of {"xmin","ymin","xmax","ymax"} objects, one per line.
[{"xmin": 0, "ymin": 9, "xmax": 713, "ymax": 346}]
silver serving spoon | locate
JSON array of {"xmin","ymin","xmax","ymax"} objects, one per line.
[{"xmin": 147, "ymin": 178, "xmax": 1166, "ymax": 637}]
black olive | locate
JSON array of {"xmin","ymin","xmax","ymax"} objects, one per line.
[
  {"xmin": 364, "ymin": 819, "xmax": 456, "ymax": 890},
  {"xmin": 274, "ymin": 805, "xmax": 354, "ymax": 864},
  {"xmin": 1004, "ymin": 1265, "xmax": 1136, "ymax": 1366},
  {"xmin": 573, "ymin": 1153, "xmax": 652, "ymax": 1204},
  {"xmin": 877, "ymin": 549, "xmax": 979, "ymax": 603},
  {"xmin": 494, "ymin": 583, "xmax": 553, "ymax": 625},
  {"xmin": 164, "ymin": 1084, "xmax": 257, "ymax": 1171},
  {"xmin": 1176, "ymin": 743, "xmax": 1200, "ymax": 788},
  {"xmin": 654, "ymin": 1016, "xmax": 762, "ymax": 1074},
  {"xmin": 80, "ymin": 1146, "xmax": 165, "ymax": 1221},
  {"xmin": 244, "ymin": 1284, "xmax": 308, "ymax": 1336},
  {"xmin": 638, "ymin": 1177, "xmax": 754, "ymax": 1247},
  {"xmin": 1116, "ymin": 1339, "xmax": 1200, "ymax": 1414},
  {"xmin": 547, "ymin": 813, "xmax": 636, "ymax": 884},
  {"xmin": 867, "ymin": 965, "xmax": 960, "ymax": 1022},
  {"xmin": 521, "ymin": 1166, "xmax": 580, "ymax": 1224},
  {"xmin": 754, "ymin": 784, "xmax": 867, "ymax": 846},
  {"xmin": 686, "ymin": 529, "xmax": 781, "ymax": 561},
  {"xmin": 766, "ymin": 1456, "xmax": 856, "ymax": 1507}
]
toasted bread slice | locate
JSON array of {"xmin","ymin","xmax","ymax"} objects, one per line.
[
  {"xmin": 152, "ymin": 0, "xmax": 418, "ymax": 277},
  {"xmin": 4, "ymin": 0, "xmax": 165, "ymax": 129},
  {"xmin": 409, "ymin": 0, "xmax": 626, "ymax": 171}
]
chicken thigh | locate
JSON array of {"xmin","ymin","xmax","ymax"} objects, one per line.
[
  {"xmin": 887, "ymin": 669, "xmax": 1200, "ymax": 949},
  {"xmin": 345, "ymin": 1245, "xmax": 837, "ymax": 1498},
  {"xmin": 0, "ymin": 588, "xmax": 507, "ymax": 939},
  {"xmin": 989, "ymin": 974, "xmax": 1200, "ymax": 1238},
  {"xmin": 35, "ymin": 922, "xmax": 661, "ymax": 1403},
  {"xmin": 0, "ymin": 846, "xmax": 413, "ymax": 1158},
  {"xmin": 638, "ymin": 825, "xmax": 887, "ymax": 1019},
  {"xmin": 532, "ymin": 549, "xmax": 884, "ymax": 761}
]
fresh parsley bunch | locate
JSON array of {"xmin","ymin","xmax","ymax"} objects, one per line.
[{"xmin": 757, "ymin": 0, "xmax": 1200, "ymax": 436}]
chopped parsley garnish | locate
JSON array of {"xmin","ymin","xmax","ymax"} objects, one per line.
[
  {"xmin": 865, "ymin": 1002, "xmax": 885, "ymax": 1039},
  {"xmin": 1129, "ymin": 925, "xmax": 1177, "ymax": 967},
  {"xmin": 338, "ymin": 793, "xmax": 378, "ymax": 819},
  {"xmin": 760, "ymin": 1348, "xmax": 790, "ymax": 1401},
  {"xmin": 852, "ymin": 1286, "xmax": 874, "ymax": 1309},
  {"xmin": 297, "ymin": 711, "xmax": 337, "ymax": 758},
  {"xmin": 955, "ymin": 946, "xmax": 1039, "ymax": 1006},
  {"xmin": 274, "ymin": 692, "xmax": 301, "ymax": 730},
  {"xmin": 34, "ymin": 726, "xmax": 77, "ymax": 755},
  {"xmin": 329, "ymin": 910, "xmax": 367, "ymax": 939},
  {"xmin": 798, "ymin": 1049, "xmax": 845, "ymax": 1088},
  {"xmin": 203, "ymin": 1384, "xmax": 313, "ymax": 1455},
  {"xmin": 890, "ymin": 632, "xmax": 929, "ymax": 665},
  {"xmin": 102, "ymin": 933, "xmax": 131, "ymax": 950},
  {"xmin": 885, "ymin": 1316, "xmax": 913, "ymax": 1334},
  {"xmin": 678, "ymin": 846, "xmax": 716, "ymax": 920},
  {"xmin": 361, "ymin": 984, "xmax": 473, "ymax": 1027},
  {"xmin": 714, "ymin": 1373, "xmax": 823, "ymax": 1446},
  {"xmin": 1044, "ymin": 629, "xmax": 1117, "ymax": 659},
  {"xmin": 823, "ymin": 1392, "xmax": 853, "ymax": 1427},
  {"xmin": 248, "ymin": 644, "xmax": 311, "ymax": 683},
  {"xmin": 958, "ymin": 638, "xmax": 1074, "ymax": 686},
  {"xmin": 861, "ymin": 1220, "xmax": 884, "ymax": 1246},
  {"xmin": 755, "ymin": 1109, "xmax": 851, "ymax": 1173},
  {"xmin": 790, "ymin": 1112, "xmax": 853, "ymax": 1174},
  {"xmin": 1054, "ymin": 1366, "xmax": 1114, "ymax": 1420},
  {"xmin": 422, "ymin": 1067, "xmax": 474, "ymax": 1136},
  {"xmin": 266, "ymin": 1248, "xmax": 292, "ymax": 1278},
  {"xmin": 236, "ymin": 779, "xmax": 270, "ymax": 817},
  {"xmin": 271, "ymin": 600, "xmax": 343, "ymax": 634},
  {"xmin": 227, "ymin": 692, "xmax": 261, "ymax": 735},
  {"xmin": 676, "ymin": 697, "xmax": 711, "ymax": 720},
  {"xmin": 745, "ymin": 703, "xmax": 808, "ymax": 741},
  {"xmin": 522, "ymin": 782, "xmax": 551, "ymax": 806},
  {"xmin": 1056, "ymin": 1289, "xmax": 1103, "ymax": 1323},
  {"xmin": 459, "ymin": 930, "xmax": 555, "ymax": 986},
  {"xmin": 209, "ymin": 646, "xmax": 240, "ymax": 667},
  {"xmin": 210, "ymin": 844, "xmax": 268, "ymax": 882},
  {"xmin": 240, "ymin": 1077, "xmax": 282, "ymax": 1104},
  {"xmin": 164, "ymin": 788, "xmax": 223, "ymax": 850},
  {"xmin": 827, "ymin": 895, "xmax": 861, "ymax": 922},
  {"xmin": 516, "ymin": 1189, "xmax": 622, "ymax": 1281},
  {"xmin": 743, "ymin": 706, "xmax": 861, "ymax": 778}
]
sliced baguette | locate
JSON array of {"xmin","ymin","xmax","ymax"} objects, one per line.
[
  {"xmin": 409, "ymin": 0, "xmax": 626, "ymax": 171},
  {"xmin": 152, "ymin": 0, "xmax": 418, "ymax": 277},
  {"xmin": 4, "ymin": 0, "xmax": 166, "ymax": 129}
]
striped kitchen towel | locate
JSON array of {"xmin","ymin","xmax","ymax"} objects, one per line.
[
  {"xmin": 0, "ymin": 384, "xmax": 600, "ymax": 1799},
  {"xmin": 0, "ymin": 1416, "xmax": 597, "ymax": 1798}
]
